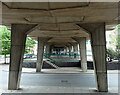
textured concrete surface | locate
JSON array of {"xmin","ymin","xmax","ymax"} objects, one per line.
[
  {"xmin": 2, "ymin": 2, "xmax": 118, "ymax": 44},
  {"xmin": 0, "ymin": 65, "xmax": 119, "ymax": 94}
]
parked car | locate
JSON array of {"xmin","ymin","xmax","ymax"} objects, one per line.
[{"xmin": 106, "ymin": 56, "xmax": 113, "ymax": 62}]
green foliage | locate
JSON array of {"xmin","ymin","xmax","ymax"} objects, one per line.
[
  {"xmin": 114, "ymin": 24, "xmax": 120, "ymax": 50},
  {"xmin": 25, "ymin": 37, "xmax": 36, "ymax": 53},
  {"xmin": 106, "ymin": 48, "xmax": 119, "ymax": 59},
  {"xmin": 0, "ymin": 27, "xmax": 2, "ymax": 50},
  {"xmin": 0, "ymin": 26, "xmax": 36, "ymax": 55},
  {"xmin": 116, "ymin": 35, "xmax": 120, "ymax": 50},
  {"xmin": 0, "ymin": 26, "xmax": 11, "ymax": 55}
]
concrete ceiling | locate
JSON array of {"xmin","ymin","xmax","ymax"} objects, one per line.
[
  {"xmin": 3, "ymin": 2, "xmax": 89, "ymax": 10},
  {"xmin": 2, "ymin": 2, "xmax": 119, "ymax": 46}
]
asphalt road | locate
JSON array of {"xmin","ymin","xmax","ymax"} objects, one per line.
[{"xmin": 0, "ymin": 71, "xmax": 119, "ymax": 88}]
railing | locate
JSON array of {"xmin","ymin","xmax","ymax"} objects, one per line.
[
  {"xmin": 44, "ymin": 53, "xmax": 92, "ymax": 57},
  {"xmin": 44, "ymin": 53, "xmax": 80, "ymax": 57},
  {"xmin": 44, "ymin": 54, "xmax": 59, "ymax": 64},
  {"xmin": 43, "ymin": 53, "xmax": 92, "ymax": 64}
]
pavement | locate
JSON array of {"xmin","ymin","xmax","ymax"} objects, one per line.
[
  {"xmin": 0, "ymin": 64, "xmax": 119, "ymax": 94},
  {"xmin": 1, "ymin": 64, "xmax": 119, "ymax": 74}
]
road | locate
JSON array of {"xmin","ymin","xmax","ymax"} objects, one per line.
[
  {"xmin": 1, "ymin": 71, "xmax": 118, "ymax": 87},
  {"xmin": 0, "ymin": 68, "xmax": 119, "ymax": 93},
  {"xmin": 0, "ymin": 63, "xmax": 119, "ymax": 94}
]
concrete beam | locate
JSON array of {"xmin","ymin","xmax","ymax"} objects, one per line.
[{"xmin": 25, "ymin": 24, "xmax": 40, "ymax": 34}]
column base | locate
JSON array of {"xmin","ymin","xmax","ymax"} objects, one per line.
[
  {"xmin": 81, "ymin": 62, "xmax": 87, "ymax": 72},
  {"xmin": 8, "ymin": 70, "xmax": 21, "ymax": 90}
]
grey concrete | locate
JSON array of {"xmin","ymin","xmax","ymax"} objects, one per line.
[
  {"xmin": 73, "ymin": 37, "xmax": 87, "ymax": 72},
  {"xmin": 36, "ymin": 38, "xmax": 45, "ymax": 72},
  {"xmin": 2, "ymin": 2, "xmax": 119, "ymax": 92},
  {"xmin": 44, "ymin": 60, "xmax": 59, "ymax": 69},
  {"xmin": 8, "ymin": 24, "xmax": 36, "ymax": 90},
  {"xmin": 66, "ymin": 47, "xmax": 69, "ymax": 54},
  {"xmin": 68, "ymin": 46, "xmax": 72, "ymax": 56},
  {"xmin": 79, "ymin": 23, "xmax": 108, "ymax": 92},
  {"xmin": 91, "ymin": 23, "xmax": 108, "ymax": 92},
  {"xmin": 36, "ymin": 37, "xmax": 51, "ymax": 72},
  {"xmin": 79, "ymin": 38, "xmax": 87, "ymax": 72},
  {"xmin": 73, "ymin": 43, "xmax": 78, "ymax": 58},
  {"xmin": 73, "ymin": 43, "xmax": 78, "ymax": 54},
  {"xmin": 0, "ymin": 65, "xmax": 118, "ymax": 93},
  {"xmin": 46, "ymin": 44, "xmax": 51, "ymax": 55}
]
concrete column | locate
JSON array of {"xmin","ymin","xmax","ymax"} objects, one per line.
[
  {"xmin": 90, "ymin": 23, "xmax": 108, "ymax": 92},
  {"xmin": 46, "ymin": 44, "xmax": 51, "ymax": 56},
  {"xmin": 73, "ymin": 43, "xmax": 78, "ymax": 58},
  {"xmin": 72, "ymin": 37, "xmax": 87, "ymax": 72},
  {"xmin": 50, "ymin": 46, "xmax": 52, "ymax": 54},
  {"xmin": 8, "ymin": 24, "xmax": 36, "ymax": 90},
  {"xmin": 65, "ymin": 47, "xmax": 68, "ymax": 54},
  {"xmin": 36, "ymin": 37, "xmax": 50, "ymax": 72},
  {"xmin": 66, "ymin": 47, "xmax": 69, "ymax": 54},
  {"xmin": 79, "ymin": 23, "xmax": 108, "ymax": 92},
  {"xmin": 79, "ymin": 38, "xmax": 87, "ymax": 72},
  {"xmin": 68, "ymin": 46, "xmax": 72, "ymax": 57}
]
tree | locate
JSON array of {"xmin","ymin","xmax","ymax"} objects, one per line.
[
  {"xmin": 114, "ymin": 24, "xmax": 120, "ymax": 50},
  {"xmin": 0, "ymin": 26, "xmax": 36, "ymax": 64},
  {"xmin": 0, "ymin": 26, "xmax": 3, "ymax": 51},
  {"xmin": 0, "ymin": 26, "xmax": 11, "ymax": 64},
  {"xmin": 25, "ymin": 37, "xmax": 36, "ymax": 54},
  {"xmin": 106, "ymin": 48, "xmax": 119, "ymax": 61},
  {"xmin": 111, "ymin": 24, "xmax": 120, "ymax": 61}
]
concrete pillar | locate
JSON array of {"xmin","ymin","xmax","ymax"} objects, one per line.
[
  {"xmin": 72, "ymin": 37, "xmax": 87, "ymax": 72},
  {"xmin": 68, "ymin": 46, "xmax": 72, "ymax": 57},
  {"xmin": 79, "ymin": 38, "xmax": 87, "ymax": 72},
  {"xmin": 66, "ymin": 47, "xmax": 69, "ymax": 54},
  {"xmin": 65, "ymin": 47, "xmax": 68, "ymax": 54},
  {"xmin": 8, "ymin": 24, "xmax": 36, "ymax": 90},
  {"xmin": 50, "ymin": 46, "xmax": 52, "ymax": 54},
  {"xmin": 90, "ymin": 24, "xmax": 108, "ymax": 92},
  {"xmin": 73, "ymin": 43, "xmax": 78, "ymax": 58},
  {"xmin": 36, "ymin": 37, "xmax": 50, "ymax": 72},
  {"xmin": 46, "ymin": 44, "xmax": 51, "ymax": 56},
  {"xmin": 79, "ymin": 23, "xmax": 108, "ymax": 92}
]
